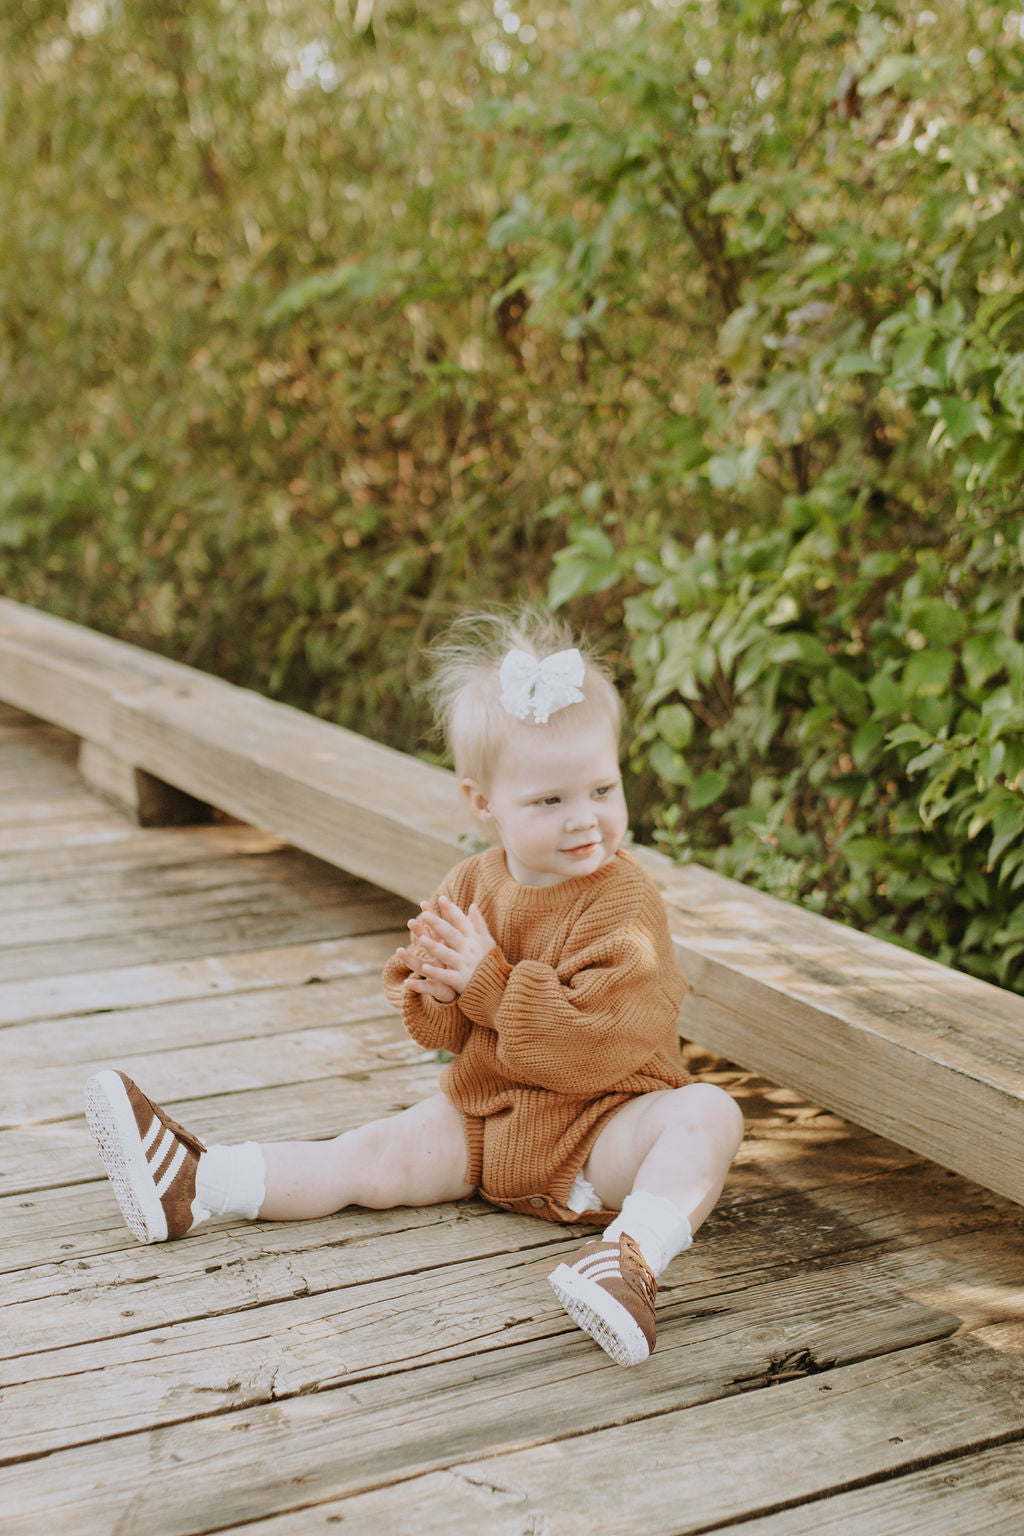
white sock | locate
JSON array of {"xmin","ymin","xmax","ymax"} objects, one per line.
[
  {"xmin": 195, "ymin": 1143, "xmax": 267, "ymax": 1221},
  {"xmin": 604, "ymin": 1191, "xmax": 693, "ymax": 1278}
]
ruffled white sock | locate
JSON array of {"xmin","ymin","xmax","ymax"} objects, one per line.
[
  {"xmin": 195, "ymin": 1142, "xmax": 267, "ymax": 1221},
  {"xmin": 604, "ymin": 1191, "xmax": 692, "ymax": 1278}
]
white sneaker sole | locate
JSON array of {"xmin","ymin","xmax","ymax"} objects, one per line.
[
  {"xmin": 84, "ymin": 1070, "xmax": 168, "ymax": 1244},
  {"xmin": 549, "ymin": 1263, "xmax": 651, "ymax": 1367}
]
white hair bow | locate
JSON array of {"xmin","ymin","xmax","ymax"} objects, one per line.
[{"xmin": 499, "ymin": 646, "xmax": 585, "ymax": 725}]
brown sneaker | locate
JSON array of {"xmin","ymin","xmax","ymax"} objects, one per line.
[
  {"xmin": 84, "ymin": 1069, "xmax": 207, "ymax": 1243},
  {"xmin": 548, "ymin": 1233, "xmax": 657, "ymax": 1366}
]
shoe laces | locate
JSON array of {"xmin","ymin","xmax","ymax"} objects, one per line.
[
  {"xmin": 618, "ymin": 1233, "xmax": 657, "ymax": 1307},
  {"xmin": 156, "ymin": 1105, "xmax": 207, "ymax": 1157}
]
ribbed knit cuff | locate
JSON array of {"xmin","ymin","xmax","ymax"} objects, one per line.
[
  {"xmin": 402, "ymin": 988, "xmax": 463, "ymax": 1051},
  {"xmin": 458, "ymin": 945, "xmax": 512, "ymax": 1027}
]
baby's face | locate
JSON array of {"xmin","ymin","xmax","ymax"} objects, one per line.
[{"xmin": 472, "ymin": 717, "xmax": 628, "ymax": 887}]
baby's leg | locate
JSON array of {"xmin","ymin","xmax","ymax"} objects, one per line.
[
  {"xmin": 256, "ymin": 1091, "xmax": 474, "ymax": 1219},
  {"xmin": 85, "ymin": 1068, "xmax": 473, "ymax": 1243},
  {"xmin": 549, "ymin": 1085, "xmax": 742, "ymax": 1367},
  {"xmin": 583, "ymin": 1082, "xmax": 744, "ymax": 1236}
]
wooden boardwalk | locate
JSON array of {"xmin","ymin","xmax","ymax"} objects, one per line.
[{"xmin": 3, "ymin": 700, "xmax": 1024, "ymax": 1534}]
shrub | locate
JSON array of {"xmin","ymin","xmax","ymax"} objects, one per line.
[
  {"xmin": 3, "ymin": 0, "xmax": 1022, "ymax": 987},
  {"xmin": 532, "ymin": 1, "xmax": 1024, "ymax": 989}
]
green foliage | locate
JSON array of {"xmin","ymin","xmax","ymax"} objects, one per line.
[
  {"xmin": 3, "ymin": 0, "xmax": 1024, "ymax": 988},
  {"xmin": 534, "ymin": 0, "xmax": 1024, "ymax": 983},
  {"xmin": 602, "ymin": 502, "xmax": 1024, "ymax": 990},
  {"xmin": 0, "ymin": 0, "xmax": 634, "ymax": 741},
  {"xmin": 534, "ymin": 0, "xmax": 1024, "ymax": 989}
]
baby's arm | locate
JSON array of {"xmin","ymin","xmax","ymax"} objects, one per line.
[{"xmin": 382, "ymin": 879, "xmax": 483, "ymax": 1055}]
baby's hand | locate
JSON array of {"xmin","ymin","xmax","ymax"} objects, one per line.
[
  {"xmin": 394, "ymin": 945, "xmax": 458, "ymax": 1005},
  {"xmin": 405, "ymin": 896, "xmax": 495, "ymax": 995}
]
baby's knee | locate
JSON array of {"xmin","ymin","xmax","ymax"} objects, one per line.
[{"xmin": 673, "ymin": 1082, "xmax": 744, "ymax": 1153}]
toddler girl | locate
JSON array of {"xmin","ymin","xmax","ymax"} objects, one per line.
[{"xmin": 84, "ymin": 608, "xmax": 743, "ymax": 1367}]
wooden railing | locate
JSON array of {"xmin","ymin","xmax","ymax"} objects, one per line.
[{"xmin": 3, "ymin": 595, "xmax": 1023, "ymax": 1206}]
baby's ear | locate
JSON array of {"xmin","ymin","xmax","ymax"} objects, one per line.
[{"xmin": 461, "ymin": 778, "xmax": 492, "ymax": 822}]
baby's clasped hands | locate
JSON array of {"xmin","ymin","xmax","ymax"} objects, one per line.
[{"xmin": 397, "ymin": 894, "xmax": 496, "ymax": 1000}]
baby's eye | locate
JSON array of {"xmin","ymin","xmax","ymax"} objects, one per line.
[
  {"xmin": 540, "ymin": 795, "xmax": 561, "ymax": 806},
  {"xmin": 593, "ymin": 784, "xmax": 615, "ymax": 798}
]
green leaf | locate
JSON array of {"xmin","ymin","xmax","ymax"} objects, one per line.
[
  {"xmin": 689, "ymin": 769, "xmax": 730, "ymax": 811},
  {"xmin": 990, "ymin": 801, "xmax": 1024, "ymax": 864},
  {"xmin": 859, "ymin": 54, "xmax": 919, "ymax": 97},
  {"xmin": 571, "ymin": 524, "xmax": 616, "ymax": 560},
  {"xmin": 939, "ymin": 397, "xmax": 990, "ymax": 448},
  {"xmin": 832, "ymin": 352, "xmax": 884, "ymax": 377},
  {"xmin": 851, "ymin": 718, "xmax": 887, "ymax": 769},
  {"xmin": 842, "ymin": 836, "xmax": 893, "ymax": 871},
  {"xmin": 649, "ymin": 739, "xmax": 692, "ymax": 787},
  {"xmin": 262, "ymin": 264, "xmax": 379, "ymax": 327},
  {"xmin": 995, "ymin": 355, "xmax": 1024, "ymax": 422},
  {"xmin": 906, "ymin": 742, "xmax": 951, "ymax": 775},
  {"xmin": 769, "ymin": 632, "xmax": 830, "ymax": 668},
  {"xmin": 909, "ymin": 599, "xmax": 967, "ymax": 646},
  {"xmin": 903, "ymin": 649, "xmax": 955, "ymax": 699},
  {"xmin": 654, "ymin": 702, "xmax": 694, "ymax": 751},
  {"xmin": 547, "ymin": 555, "xmax": 618, "ymax": 608},
  {"xmin": 827, "ymin": 665, "xmax": 870, "ymax": 719},
  {"xmin": 887, "ymin": 722, "xmax": 931, "ymax": 749}
]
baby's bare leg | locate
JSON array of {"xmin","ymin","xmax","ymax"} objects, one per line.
[
  {"xmin": 550, "ymin": 1085, "xmax": 742, "ymax": 1367},
  {"xmin": 257, "ymin": 1091, "xmax": 474, "ymax": 1220},
  {"xmin": 583, "ymin": 1083, "xmax": 743, "ymax": 1234}
]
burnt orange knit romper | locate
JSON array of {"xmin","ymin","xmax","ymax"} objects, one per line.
[{"xmin": 382, "ymin": 846, "xmax": 691, "ymax": 1225}]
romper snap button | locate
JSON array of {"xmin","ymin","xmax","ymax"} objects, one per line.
[{"xmin": 529, "ymin": 1196, "xmax": 546, "ymax": 1209}]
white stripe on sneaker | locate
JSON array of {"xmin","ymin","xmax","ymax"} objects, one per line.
[
  {"xmin": 155, "ymin": 1143, "xmax": 187, "ymax": 1199},
  {"xmin": 148, "ymin": 1128, "xmax": 175, "ymax": 1180},
  {"xmin": 575, "ymin": 1259, "xmax": 621, "ymax": 1282},
  {"xmin": 141, "ymin": 1116, "xmax": 161, "ymax": 1154}
]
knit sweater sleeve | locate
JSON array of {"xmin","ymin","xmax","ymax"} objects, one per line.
[{"xmin": 456, "ymin": 875, "xmax": 683, "ymax": 1095}]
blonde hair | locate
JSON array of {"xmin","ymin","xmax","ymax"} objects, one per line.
[{"xmin": 425, "ymin": 606, "xmax": 622, "ymax": 789}]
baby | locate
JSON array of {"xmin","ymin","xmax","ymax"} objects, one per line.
[{"xmin": 84, "ymin": 608, "xmax": 743, "ymax": 1367}]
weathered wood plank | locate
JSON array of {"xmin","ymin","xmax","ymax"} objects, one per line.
[
  {"xmin": 718, "ymin": 1439, "xmax": 1024, "ymax": 1535},
  {"xmin": 0, "ymin": 791, "xmax": 118, "ymax": 828},
  {"xmin": 2, "ymin": 1326, "xmax": 1021, "ymax": 1535},
  {"xmin": 1, "ymin": 1005, "xmax": 422, "ymax": 1126},
  {"xmin": 0, "ymin": 862, "xmax": 405, "ymax": 948},
  {"xmin": 0, "ymin": 933, "xmax": 398, "ymax": 1027},
  {"xmin": 0, "ymin": 888, "xmax": 411, "ymax": 983},
  {"xmin": 2, "ymin": 1222, "xmax": 979, "ymax": 1465},
  {"xmin": 229, "ymin": 1326, "xmax": 1024, "ymax": 1536},
  {"xmin": 77, "ymin": 738, "xmax": 214, "ymax": 825},
  {"xmin": 643, "ymin": 853, "xmax": 1024, "ymax": 1207},
  {"xmin": 4, "ymin": 1151, "xmax": 1015, "ymax": 1372},
  {"xmin": 0, "ymin": 822, "xmax": 282, "ymax": 886},
  {"xmin": 0, "ymin": 818, "xmax": 141, "ymax": 853},
  {"xmin": 0, "ymin": 844, "xmax": 321, "ymax": 910},
  {"xmin": 0, "ymin": 596, "xmax": 466, "ymax": 900},
  {"xmin": 0, "ymin": 600, "xmax": 210, "ymax": 745},
  {"xmin": 0, "ymin": 701, "xmax": 46, "ymax": 727},
  {"xmin": 1, "ymin": 953, "xmax": 397, "ymax": 1066}
]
